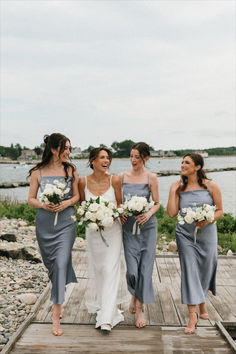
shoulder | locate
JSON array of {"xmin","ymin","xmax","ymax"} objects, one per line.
[
  {"xmin": 111, "ymin": 174, "xmax": 121, "ymax": 187},
  {"xmin": 206, "ymin": 179, "xmax": 220, "ymax": 193},
  {"xmin": 148, "ymin": 171, "xmax": 158, "ymax": 183},
  {"xmin": 78, "ymin": 176, "xmax": 86, "ymax": 188},
  {"xmin": 30, "ymin": 169, "xmax": 40, "ymax": 179}
]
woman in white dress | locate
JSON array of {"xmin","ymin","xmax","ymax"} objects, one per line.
[{"xmin": 79, "ymin": 147, "xmax": 124, "ymax": 332}]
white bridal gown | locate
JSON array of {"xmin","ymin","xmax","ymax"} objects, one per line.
[{"xmin": 84, "ymin": 176, "xmax": 124, "ymax": 328}]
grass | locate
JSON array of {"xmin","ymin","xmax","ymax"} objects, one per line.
[{"xmin": 0, "ymin": 200, "xmax": 235, "ymax": 254}]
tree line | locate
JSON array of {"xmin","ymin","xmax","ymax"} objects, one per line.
[{"xmin": 0, "ymin": 141, "xmax": 235, "ymax": 160}]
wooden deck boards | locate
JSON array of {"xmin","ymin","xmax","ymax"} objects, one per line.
[{"xmin": 8, "ymin": 250, "xmax": 236, "ymax": 353}]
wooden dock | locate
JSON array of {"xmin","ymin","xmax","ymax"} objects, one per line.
[{"xmin": 5, "ymin": 250, "xmax": 236, "ymax": 353}]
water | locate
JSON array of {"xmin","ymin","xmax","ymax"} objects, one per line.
[{"xmin": 0, "ymin": 156, "xmax": 235, "ymax": 215}]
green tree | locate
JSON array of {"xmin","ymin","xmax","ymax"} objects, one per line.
[{"xmin": 111, "ymin": 140, "xmax": 135, "ymax": 157}]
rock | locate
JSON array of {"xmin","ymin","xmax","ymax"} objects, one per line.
[
  {"xmin": 24, "ymin": 281, "xmax": 34, "ymax": 288},
  {"xmin": 168, "ymin": 241, "xmax": 177, "ymax": 252},
  {"xmin": 18, "ymin": 221, "xmax": 28, "ymax": 227},
  {"xmin": 0, "ymin": 335, "xmax": 7, "ymax": 345},
  {"xmin": 0, "ymin": 233, "xmax": 17, "ymax": 242},
  {"xmin": 227, "ymin": 249, "xmax": 233, "ymax": 256},
  {"xmin": 16, "ymin": 293, "xmax": 37, "ymax": 305},
  {"xmin": 217, "ymin": 245, "xmax": 223, "ymax": 253}
]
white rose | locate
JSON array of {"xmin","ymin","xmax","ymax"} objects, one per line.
[
  {"xmin": 77, "ymin": 208, "xmax": 85, "ymax": 216},
  {"xmin": 95, "ymin": 210, "xmax": 105, "ymax": 220},
  {"xmin": 117, "ymin": 207, "xmax": 124, "ymax": 214},
  {"xmin": 88, "ymin": 203, "xmax": 99, "ymax": 212},
  {"xmin": 135, "ymin": 202, "xmax": 143, "ymax": 212},
  {"xmin": 85, "ymin": 211, "xmax": 93, "ymax": 220},
  {"xmin": 88, "ymin": 222, "xmax": 99, "ymax": 231},
  {"xmin": 101, "ymin": 216, "xmax": 114, "ymax": 228},
  {"xmin": 184, "ymin": 214, "xmax": 194, "ymax": 224}
]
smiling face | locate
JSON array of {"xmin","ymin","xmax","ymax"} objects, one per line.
[
  {"xmin": 92, "ymin": 149, "xmax": 111, "ymax": 172},
  {"xmin": 52, "ymin": 140, "xmax": 71, "ymax": 163},
  {"xmin": 130, "ymin": 149, "xmax": 147, "ymax": 170},
  {"xmin": 181, "ymin": 155, "xmax": 200, "ymax": 177}
]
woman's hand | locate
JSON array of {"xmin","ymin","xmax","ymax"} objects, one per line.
[
  {"xmin": 136, "ymin": 211, "xmax": 152, "ymax": 226},
  {"xmin": 170, "ymin": 180, "xmax": 182, "ymax": 193},
  {"xmin": 43, "ymin": 200, "xmax": 70, "ymax": 213},
  {"xmin": 195, "ymin": 220, "xmax": 210, "ymax": 229},
  {"xmin": 120, "ymin": 214, "xmax": 128, "ymax": 225}
]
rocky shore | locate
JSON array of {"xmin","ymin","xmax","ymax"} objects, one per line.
[
  {"xmin": 0, "ymin": 217, "xmax": 233, "ymax": 350},
  {"xmin": 0, "ymin": 218, "xmax": 85, "ymax": 349}
]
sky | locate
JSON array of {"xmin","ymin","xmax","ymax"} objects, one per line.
[{"xmin": 0, "ymin": 0, "xmax": 235, "ymax": 151}]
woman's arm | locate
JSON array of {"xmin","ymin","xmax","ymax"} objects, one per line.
[
  {"xmin": 78, "ymin": 177, "xmax": 86, "ymax": 203},
  {"xmin": 28, "ymin": 170, "xmax": 55, "ymax": 211},
  {"xmin": 167, "ymin": 180, "xmax": 181, "ymax": 218},
  {"xmin": 195, "ymin": 180, "xmax": 223, "ymax": 229},
  {"xmin": 112, "ymin": 175, "xmax": 122, "ymax": 207},
  {"xmin": 136, "ymin": 173, "xmax": 160, "ymax": 225}
]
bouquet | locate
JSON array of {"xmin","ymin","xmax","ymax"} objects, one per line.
[
  {"xmin": 178, "ymin": 203, "xmax": 216, "ymax": 243},
  {"xmin": 121, "ymin": 195, "xmax": 155, "ymax": 235},
  {"xmin": 76, "ymin": 197, "xmax": 123, "ymax": 247},
  {"xmin": 39, "ymin": 179, "xmax": 70, "ymax": 225}
]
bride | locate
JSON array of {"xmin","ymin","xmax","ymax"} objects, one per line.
[{"xmin": 78, "ymin": 147, "xmax": 124, "ymax": 331}]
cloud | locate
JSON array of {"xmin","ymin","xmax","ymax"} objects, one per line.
[{"xmin": 0, "ymin": 0, "xmax": 235, "ymax": 150}]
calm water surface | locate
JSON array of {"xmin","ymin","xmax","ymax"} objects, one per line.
[{"xmin": 0, "ymin": 156, "xmax": 235, "ymax": 215}]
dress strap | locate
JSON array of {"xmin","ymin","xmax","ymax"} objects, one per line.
[
  {"xmin": 147, "ymin": 173, "xmax": 150, "ymax": 185},
  {"xmin": 39, "ymin": 168, "xmax": 42, "ymax": 179},
  {"xmin": 122, "ymin": 173, "xmax": 125, "ymax": 183},
  {"xmin": 85, "ymin": 176, "xmax": 87, "ymax": 189},
  {"xmin": 110, "ymin": 174, "xmax": 112, "ymax": 186},
  {"xmin": 206, "ymin": 179, "xmax": 211, "ymax": 194}
]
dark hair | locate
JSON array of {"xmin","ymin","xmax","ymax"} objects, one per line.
[
  {"xmin": 131, "ymin": 142, "xmax": 150, "ymax": 164},
  {"xmin": 181, "ymin": 153, "xmax": 208, "ymax": 191},
  {"xmin": 28, "ymin": 133, "xmax": 75, "ymax": 179},
  {"xmin": 88, "ymin": 147, "xmax": 112, "ymax": 169}
]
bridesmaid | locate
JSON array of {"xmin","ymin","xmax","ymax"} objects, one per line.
[
  {"xmin": 167, "ymin": 153, "xmax": 223, "ymax": 334},
  {"xmin": 79, "ymin": 147, "xmax": 124, "ymax": 332},
  {"xmin": 120, "ymin": 142, "xmax": 160, "ymax": 328},
  {"xmin": 28, "ymin": 133, "xmax": 79, "ymax": 336}
]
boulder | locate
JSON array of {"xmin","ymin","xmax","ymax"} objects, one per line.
[
  {"xmin": 16, "ymin": 293, "xmax": 37, "ymax": 305},
  {"xmin": 0, "ymin": 234, "xmax": 16, "ymax": 242},
  {"xmin": 168, "ymin": 241, "xmax": 177, "ymax": 252}
]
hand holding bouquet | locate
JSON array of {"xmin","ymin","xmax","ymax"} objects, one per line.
[
  {"xmin": 39, "ymin": 179, "xmax": 70, "ymax": 225},
  {"xmin": 121, "ymin": 195, "xmax": 155, "ymax": 235},
  {"xmin": 76, "ymin": 197, "xmax": 123, "ymax": 246},
  {"xmin": 178, "ymin": 203, "xmax": 216, "ymax": 243}
]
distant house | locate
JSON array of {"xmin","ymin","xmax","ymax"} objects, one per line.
[
  {"xmin": 194, "ymin": 150, "xmax": 208, "ymax": 158},
  {"xmin": 165, "ymin": 151, "xmax": 176, "ymax": 157},
  {"xmin": 151, "ymin": 150, "xmax": 165, "ymax": 157},
  {"xmin": 70, "ymin": 147, "xmax": 82, "ymax": 158},
  {"xmin": 70, "ymin": 147, "xmax": 89, "ymax": 159},
  {"xmin": 18, "ymin": 149, "xmax": 37, "ymax": 160}
]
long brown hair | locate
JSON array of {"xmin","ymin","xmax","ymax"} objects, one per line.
[
  {"xmin": 28, "ymin": 133, "xmax": 75, "ymax": 179},
  {"xmin": 88, "ymin": 147, "xmax": 112, "ymax": 169},
  {"xmin": 181, "ymin": 153, "xmax": 208, "ymax": 191}
]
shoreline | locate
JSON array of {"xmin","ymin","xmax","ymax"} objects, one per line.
[
  {"xmin": 0, "ymin": 154, "xmax": 236, "ymax": 165},
  {"xmin": 0, "ymin": 167, "xmax": 235, "ymax": 188}
]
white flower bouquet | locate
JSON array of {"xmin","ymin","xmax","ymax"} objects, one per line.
[
  {"xmin": 76, "ymin": 197, "xmax": 123, "ymax": 247},
  {"xmin": 39, "ymin": 179, "xmax": 70, "ymax": 225},
  {"xmin": 121, "ymin": 195, "xmax": 155, "ymax": 235},
  {"xmin": 178, "ymin": 203, "xmax": 216, "ymax": 243}
]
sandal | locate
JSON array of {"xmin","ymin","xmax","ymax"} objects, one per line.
[{"xmin": 184, "ymin": 312, "xmax": 198, "ymax": 334}]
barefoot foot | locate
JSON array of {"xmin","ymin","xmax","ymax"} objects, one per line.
[
  {"xmin": 136, "ymin": 302, "xmax": 146, "ymax": 328},
  {"xmin": 129, "ymin": 295, "xmax": 137, "ymax": 314},
  {"xmin": 51, "ymin": 313, "xmax": 63, "ymax": 336}
]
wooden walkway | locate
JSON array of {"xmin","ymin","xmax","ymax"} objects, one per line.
[{"xmin": 7, "ymin": 250, "xmax": 236, "ymax": 353}]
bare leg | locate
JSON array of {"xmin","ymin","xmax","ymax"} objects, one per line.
[
  {"xmin": 184, "ymin": 305, "xmax": 198, "ymax": 334},
  {"xmin": 199, "ymin": 302, "xmax": 208, "ymax": 319},
  {"xmin": 52, "ymin": 303, "xmax": 63, "ymax": 336},
  {"xmin": 129, "ymin": 295, "xmax": 137, "ymax": 314},
  {"xmin": 135, "ymin": 300, "xmax": 146, "ymax": 328}
]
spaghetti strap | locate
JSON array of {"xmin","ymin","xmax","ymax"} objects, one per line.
[
  {"xmin": 122, "ymin": 173, "xmax": 125, "ymax": 183},
  {"xmin": 147, "ymin": 173, "xmax": 150, "ymax": 185},
  {"xmin": 110, "ymin": 174, "xmax": 112, "ymax": 186},
  {"xmin": 85, "ymin": 176, "xmax": 87, "ymax": 188},
  {"xmin": 39, "ymin": 169, "xmax": 42, "ymax": 179},
  {"xmin": 206, "ymin": 180, "xmax": 211, "ymax": 194}
]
